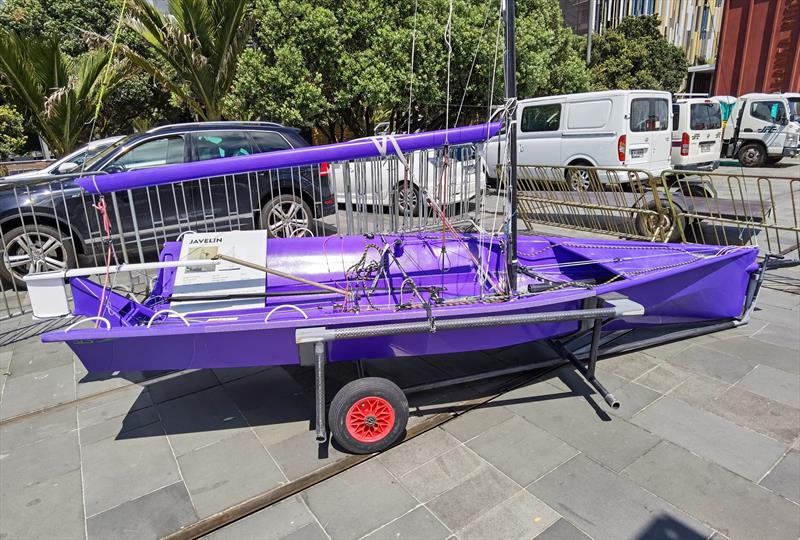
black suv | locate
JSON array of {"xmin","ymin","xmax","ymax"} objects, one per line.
[{"xmin": 0, "ymin": 122, "xmax": 335, "ymax": 288}]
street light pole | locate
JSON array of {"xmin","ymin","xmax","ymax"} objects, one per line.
[{"xmin": 586, "ymin": 0, "xmax": 596, "ymax": 64}]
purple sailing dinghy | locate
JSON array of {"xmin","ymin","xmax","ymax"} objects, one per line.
[{"xmin": 24, "ymin": 120, "xmax": 766, "ymax": 453}]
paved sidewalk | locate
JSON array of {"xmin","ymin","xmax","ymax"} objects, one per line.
[{"xmin": 1, "ymin": 273, "xmax": 798, "ymax": 540}]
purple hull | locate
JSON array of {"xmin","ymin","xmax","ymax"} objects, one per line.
[{"xmin": 41, "ymin": 234, "xmax": 759, "ymax": 372}]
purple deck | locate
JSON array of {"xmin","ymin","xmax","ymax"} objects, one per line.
[{"xmin": 41, "ymin": 234, "xmax": 759, "ymax": 372}]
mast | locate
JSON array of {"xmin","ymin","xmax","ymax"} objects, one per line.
[{"xmin": 503, "ymin": 0, "xmax": 518, "ymax": 292}]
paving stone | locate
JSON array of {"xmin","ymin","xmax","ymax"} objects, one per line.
[
  {"xmin": 635, "ymin": 363, "xmax": 692, "ymax": 393},
  {"xmin": 379, "ymin": 427, "xmax": 460, "ymax": 477},
  {"xmin": 398, "ymin": 445, "xmax": 486, "ymax": 503},
  {"xmin": 268, "ymin": 429, "xmax": 347, "ymax": 481},
  {"xmin": 7, "ymin": 341, "xmax": 75, "ymax": 378},
  {"xmin": 0, "ymin": 430, "xmax": 79, "ymax": 492},
  {"xmin": 707, "ymin": 385, "xmax": 800, "ymax": 444},
  {"xmin": 631, "ymin": 396, "xmax": 787, "ymax": 481},
  {"xmin": 0, "ymin": 363, "xmax": 75, "ymax": 419},
  {"xmin": 466, "ymin": 415, "xmax": 578, "ymax": 486},
  {"xmin": 760, "ymin": 450, "xmax": 800, "ymax": 503},
  {"xmin": 702, "ymin": 336, "xmax": 799, "ymax": 376},
  {"xmin": 179, "ymin": 431, "xmax": 285, "ymax": 518},
  {"xmin": 749, "ymin": 321, "xmax": 800, "ymax": 351},
  {"xmin": 755, "ymin": 288, "xmax": 800, "ymax": 311},
  {"xmin": 426, "ymin": 466, "xmax": 519, "ymax": 531},
  {"xmin": 86, "ymin": 481, "xmax": 197, "ymax": 540},
  {"xmin": 736, "ymin": 364, "xmax": 800, "ymax": 409},
  {"xmin": 623, "ymin": 441, "xmax": 800, "ymax": 540},
  {"xmin": 442, "ymin": 404, "xmax": 515, "ymax": 442},
  {"xmin": 534, "ymin": 519, "xmax": 592, "ymax": 540},
  {"xmin": 529, "ymin": 454, "xmax": 711, "ymax": 540},
  {"xmin": 158, "ymin": 385, "xmax": 250, "ymax": 457},
  {"xmin": 663, "ymin": 344, "xmax": 757, "ymax": 383},
  {"xmin": 0, "ymin": 403, "xmax": 76, "ymax": 452},
  {"xmin": 78, "ymin": 404, "xmax": 160, "ymax": 445},
  {"xmin": 0, "ymin": 467, "xmax": 84, "ymax": 540},
  {"xmin": 147, "ymin": 369, "xmax": 220, "ymax": 403},
  {"xmin": 302, "ymin": 459, "xmax": 416, "ymax": 540},
  {"xmin": 208, "ymin": 495, "xmax": 320, "ymax": 540},
  {"xmin": 504, "ymin": 373, "xmax": 661, "ymax": 472},
  {"xmin": 212, "ymin": 366, "xmax": 270, "ymax": 384},
  {"xmin": 669, "ymin": 373, "xmax": 730, "ymax": 408},
  {"xmin": 77, "ymin": 385, "xmax": 152, "ymax": 428},
  {"xmin": 81, "ymin": 421, "xmax": 182, "ymax": 517},
  {"xmin": 364, "ymin": 506, "xmax": 451, "ymax": 540},
  {"xmin": 225, "ymin": 367, "xmax": 314, "ymax": 447},
  {"xmin": 595, "ymin": 352, "xmax": 659, "ymax": 382},
  {"xmin": 605, "ymin": 381, "xmax": 661, "ymax": 420},
  {"xmin": 459, "ymin": 489, "xmax": 559, "ymax": 540}
]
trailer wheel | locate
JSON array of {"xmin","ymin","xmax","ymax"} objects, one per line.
[
  {"xmin": 738, "ymin": 143, "xmax": 766, "ymax": 167},
  {"xmin": 635, "ymin": 199, "xmax": 685, "ymax": 242},
  {"xmin": 329, "ymin": 377, "xmax": 408, "ymax": 454}
]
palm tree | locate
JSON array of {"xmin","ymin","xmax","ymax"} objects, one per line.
[
  {"xmin": 118, "ymin": 0, "xmax": 256, "ymax": 121},
  {"xmin": 0, "ymin": 31, "xmax": 126, "ymax": 156}
]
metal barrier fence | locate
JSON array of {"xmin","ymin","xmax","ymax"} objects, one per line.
[
  {"xmin": 515, "ymin": 165, "xmax": 680, "ymax": 242},
  {"xmin": 516, "ymin": 164, "xmax": 799, "ymax": 259},
  {"xmin": 0, "ymin": 145, "xmax": 485, "ymax": 320}
]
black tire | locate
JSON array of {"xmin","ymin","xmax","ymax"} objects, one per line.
[
  {"xmin": 765, "ymin": 156, "xmax": 782, "ymax": 166},
  {"xmin": 635, "ymin": 199, "xmax": 686, "ymax": 242},
  {"xmin": 394, "ymin": 181, "xmax": 420, "ymax": 216},
  {"xmin": 0, "ymin": 224, "xmax": 77, "ymax": 290},
  {"xmin": 737, "ymin": 143, "xmax": 766, "ymax": 167},
  {"xmin": 329, "ymin": 377, "xmax": 409, "ymax": 454},
  {"xmin": 260, "ymin": 194, "xmax": 313, "ymax": 238}
]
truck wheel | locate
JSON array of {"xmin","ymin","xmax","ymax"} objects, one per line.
[
  {"xmin": 737, "ymin": 144, "xmax": 766, "ymax": 167},
  {"xmin": 1, "ymin": 224, "xmax": 77, "ymax": 290},
  {"xmin": 329, "ymin": 377, "xmax": 408, "ymax": 454},
  {"xmin": 635, "ymin": 200, "xmax": 686, "ymax": 242}
]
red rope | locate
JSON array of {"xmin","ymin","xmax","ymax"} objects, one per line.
[{"xmin": 93, "ymin": 196, "xmax": 113, "ymax": 325}]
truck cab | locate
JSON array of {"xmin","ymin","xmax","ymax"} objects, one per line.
[
  {"xmin": 721, "ymin": 93, "xmax": 799, "ymax": 167},
  {"xmin": 671, "ymin": 98, "xmax": 722, "ymax": 171}
]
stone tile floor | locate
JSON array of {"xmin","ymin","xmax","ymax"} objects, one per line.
[{"xmin": 0, "ymin": 271, "xmax": 798, "ymax": 540}]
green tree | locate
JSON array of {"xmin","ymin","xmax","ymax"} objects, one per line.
[
  {"xmin": 115, "ymin": 0, "xmax": 257, "ymax": 121},
  {"xmin": 227, "ymin": 0, "xmax": 589, "ymax": 139},
  {"xmin": 0, "ymin": 104, "xmax": 26, "ymax": 159},
  {"xmin": 0, "ymin": 31, "xmax": 127, "ymax": 155},
  {"xmin": 589, "ymin": 15, "xmax": 687, "ymax": 92}
]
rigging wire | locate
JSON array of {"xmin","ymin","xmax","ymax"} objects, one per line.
[{"xmin": 407, "ymin": 0, "xmax": 419, "ymax": 133}]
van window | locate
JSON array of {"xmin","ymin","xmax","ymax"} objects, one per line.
[
  {"xmin": 672, "ymin": 104, "xmax": 680, "ymax": 130},
  {"xmin": 521, "ymin": 104, "xmax": 561, "ymax": 132},
  {"xmin": 630, "ymin": 98, "xmax": 669, "ymax": 132},
  {"xmin": 750, "ymin": 101, "xmax": 785, "ymax": 123},
  {"xmin": 690, "ymin": 103, "xmax": 721, "ymax": 130},
  {"xmin": 566, "ymin": 100, "xmax": 612, "ymax": 129}
]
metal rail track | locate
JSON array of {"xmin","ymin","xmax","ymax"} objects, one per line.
[{"xmin": 161, "ymin": 360, "xmax": 569, "ymax": 540}]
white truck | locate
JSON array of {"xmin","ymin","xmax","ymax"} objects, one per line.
[
  {"xmin": 671, "ymin": 98, "xmax": 722, "ymax": 171},
  {"xmin": 721, "ymin": 93, "xmax": 799, "ymax": 167},
  {"xmin": 481, "ymin": 90, "xmax": 673, "ymax": 190}
]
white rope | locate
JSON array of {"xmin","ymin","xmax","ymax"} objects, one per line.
[{"xmin": 407, "ymin": 0, "xmax": 419, "ymax": 133}]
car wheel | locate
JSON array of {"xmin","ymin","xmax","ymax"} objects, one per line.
[
  {"xmin": 260, "ymin": 195, "xmax": 313, "ymax": 238},
  {"xmin": 738, "ymin": 143, "xmax": 766, "ymax": 167},
  {"xmin": 1, "ymin": 224, "xmax": 77, "ymax": 290},
  {"xmin": 566, "ymin": 166, "xmax": 597, "ymax": 191},
  {"xmin": 394, "ymin": 182, "xmax": 420, "ymax": 216}
]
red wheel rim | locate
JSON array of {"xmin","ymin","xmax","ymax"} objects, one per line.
[{"xmin": 345, "ymin": 396, "xmax": 396, "ymax": 443}]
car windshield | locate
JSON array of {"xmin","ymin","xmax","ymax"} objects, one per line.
[
  {"xmin": 81, "ymin": 135, "xmax": 134, "ymax": 171},
  {"xmin": 690, "ymin": 103, "xmax": 721, "ymax": 130}
]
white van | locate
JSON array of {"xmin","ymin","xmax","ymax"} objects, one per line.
[
  {"xmin": 721, "ymin": 93, "xmax": 799, "ymax": 166},
  {"xmin": 482, "ymin": 90, "xmax": 672, "ymax": 190},
  {"xmin": 671, "ymin": 98, "xmax": 722, "ymax": 171}
]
